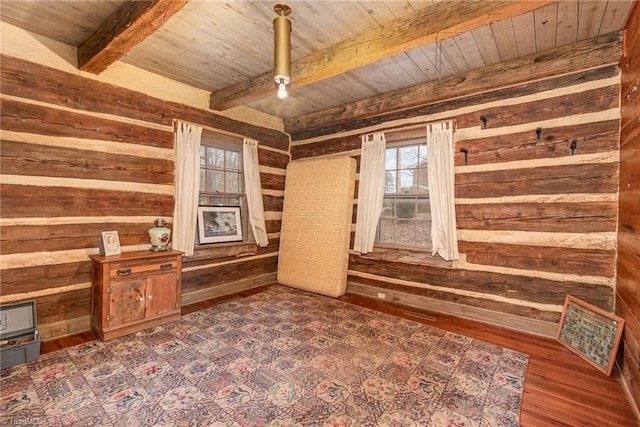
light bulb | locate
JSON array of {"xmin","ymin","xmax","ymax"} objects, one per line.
[{"xmin": 277, "ymin": 82, "xmax": 288, "ymax": 99}]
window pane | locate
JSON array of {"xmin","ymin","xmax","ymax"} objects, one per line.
[
  {"xmin": 200, "ymin": 146, "xmax": 206, "ymax": 167},
  {"xmin": 381, "ymin": 198, "xmax": 394, "ymax": 219},
  {"xmin": 199, "ymin": 169, "xmax": 205, "ymax": 192},
  {"xmin": 415, "ymin": 220, "xmax": 432, "ymax": 247},
  {"xmin": 226, "ymin": 172, "xmax": 240, "ymax": 193},
  {"xmin": 399, "ymin": 169, "xmax": 414, "ymax": 193},
  {"xmin": 228, "ymin": 196, "xmax": 241, "ymax": 206},
  {"xmin": 396, "ymin": 196, "xmax": 415, "ymax": 219},
  {"xmin": 207, "ymin": 170, "xmax": 224, "ymax": 192},
  {"xmin": 417, "ymin": 197, "xmax": 431, "ymax": 220},
  {"xmin": 385, "ymin": 148, "xmax": 397, "ymax": 169},
  {"xmin": 399, "ymin": 146, "xmax": 419, "ymax": 168},
  {"xmin": 216, "ymin": 171, "xmax": 226, "ymax": 192},
  {"xmin": 378, "ymin": 219, "xmax": 395, "ymax": 244},
  {"xmin": 385, "ymin": 171, "xmax": 397, "ymax": 193},
  {"xmin": 199, "ymin": 195, "xmax": 208, "ymax": 205},
  {"xmin": 205, "ymin": 170, "xmax": 214, "ymax": 192},
  {"xmin": 210, "ymin": 196, "xmax": 226, "ymax": 206},
  {"xmin": 208, "ymin": 147, "xmax": 224, "ymax": 168},
  {"xmin": 395, "ymin": 220, "xmax": 416, "ymax": 245},
  {"xmin": 419, "ymin": 144, "xmax": 427, "ymax": 164},
  {"xmin": 415, "ymin": 167, "xmax": 428, "ymax": 194},
  {"xmin": 226, "ymin": 150, "xmax": 240, "ymax": 171}
]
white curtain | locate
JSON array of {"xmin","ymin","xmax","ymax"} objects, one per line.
[
  {"xmin": 427, "ymin": 121, "xmax": 459, "ymax": 261},
  {"xmin": 353, "ymin": 132, "xmax": 386, "ymax": 254},
  {"xmin": 172, "ymin": 121, "xmax": 202, "ymax": 257},
  {"xmin": 243, "ymin": 138, "xmax": 269, "ymax": 247}
]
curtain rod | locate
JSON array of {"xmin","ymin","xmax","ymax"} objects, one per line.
[
  {"xmin": 173, "ymin": 119, "xmax": 246, "ymax": 141},
  {"xmin": 362, "ymin": 119, "xmax": 457, "ymax": 138}
]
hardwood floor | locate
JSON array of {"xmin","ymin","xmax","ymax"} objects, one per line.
[{"xmin": 42, "ymin": 285, "xmax": 638, "ymax": 426}]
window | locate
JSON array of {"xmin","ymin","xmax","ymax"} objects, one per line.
[
  {"xmin": 199, "ymin": 131, "xmax": 248, "ymax": 241},
  {"xmin": 377, "ymin": 140, "xmax": 431, "ymax": 248}
]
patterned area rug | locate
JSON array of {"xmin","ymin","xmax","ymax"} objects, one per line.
[{"xmin": 1, "ymin": 285, "xmax": 528, "ymax": 426}]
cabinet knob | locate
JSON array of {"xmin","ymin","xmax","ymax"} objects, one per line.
[
  {"xmin": 160, "ymin": 263, "xmax": 172, "ymax": 271},
  {"xmin": 140, "ymin": 297, "xmax": 144, "ymax": 302},
  {"xmin": 116, "ymin": 268, "xmax": 132, "ymax": 276},
  {"xmin": 148, "ymin": 295, "xmax": 153, "ymax": 300}
]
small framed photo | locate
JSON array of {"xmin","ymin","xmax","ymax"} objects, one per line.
[
  {"xmin": 100, "ymin": 231, "xmax": 121, "ymax": 256},
  {"xmin": 197, "ymin": 206, "xmax": 242, "ymax": 244}
]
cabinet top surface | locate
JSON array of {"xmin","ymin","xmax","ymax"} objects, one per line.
[{"xmin": 90, "ymin": 250, "xmax": 183, "ymax": 264}]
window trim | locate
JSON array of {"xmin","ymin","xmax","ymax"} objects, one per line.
[
  {"xmin": 197, "ymin": 130, "xmax": 253, "ymax": 245},
  {"xmin": 354, "ymin": 246, "xmax": 454, "ymax": 268},
  {"xmin": 376, "ymin": 137, "xmax": 431, "ymax": 249}
]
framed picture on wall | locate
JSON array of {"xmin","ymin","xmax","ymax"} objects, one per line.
[
  {"xmin": 197, "ymin": 206, "xmax": 243, "ymax": 244},
  {"xmin": 100, "ymin": 231, "xmax": 121, "ymax": 256}
]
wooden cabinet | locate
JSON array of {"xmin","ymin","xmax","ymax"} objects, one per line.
[{"xmin": 90, "ymin": 250, "xmax": 183, "ymax": 341}]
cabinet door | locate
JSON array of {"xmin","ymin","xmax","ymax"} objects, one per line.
[
  {"xmin": 145, "ymin": 273, "xmax": 178, "ymax": 318},
  {"xmin": 109, "ymin": 279, "xmax": 146, "ymax": 327}
]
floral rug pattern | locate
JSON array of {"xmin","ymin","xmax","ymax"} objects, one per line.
[{"xmin": 1, "ymin": 285, "xmax": 528, "ymax": 426}]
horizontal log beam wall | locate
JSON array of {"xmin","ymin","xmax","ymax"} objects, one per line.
[
  {"xmin": 0, "ymin": 55, "xmax": 289, "ymax": 340},
  {"xmin": 291, "ymin": 63, "xmax": 621, "ymax": 336},
  {"xmin": 617, "ymin": 2, "xmax": 640, "ymax": 415}
]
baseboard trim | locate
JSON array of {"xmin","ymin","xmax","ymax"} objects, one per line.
[
  {"xmin": 182, "ymin": 272, "xmax": 277, "ymax": 306},
  {"xmin": 347, "ymin": 282, "xmax": 558, "ymax": 337},
  {"xmin": 617, "ymin": 362, "xmax": 640, "ymax": 423},
  {"xmin": 40, "ymin": 315, "xmax": 91, "ymax": 341}
]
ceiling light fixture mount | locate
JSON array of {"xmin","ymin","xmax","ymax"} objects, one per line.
[{"xmin": 273, "ymin": 3, "xmax": 292, "ymax": 99}]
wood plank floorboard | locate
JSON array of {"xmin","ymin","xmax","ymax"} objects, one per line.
[{"xmin": 41, "ymin": 284, "xmax": 638, "ymax": 426}]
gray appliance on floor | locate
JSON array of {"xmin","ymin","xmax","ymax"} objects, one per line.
[{"xmin": 0, "ymin": 300, "xmax": 41, "ymax": 369}]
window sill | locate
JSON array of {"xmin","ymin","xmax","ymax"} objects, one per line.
[
  {"xmin": 352, "ymin": 245, "xmax": 454, "ymax": 268},
  {"xmin": 188, "ymin": 241, "xmax": 258, "ymax": 261},
  {"xmin": 194, "ymin": 240, "xmax": 255, "ymax": 250}
]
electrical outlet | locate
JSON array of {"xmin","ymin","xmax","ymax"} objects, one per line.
[
  {"xmin": 52, "ymin": 327, "xmax": 67, "ymax": 336},
  {"xmin": 377, "ymin": 293, "xmax": 386, "ymax": 299}
]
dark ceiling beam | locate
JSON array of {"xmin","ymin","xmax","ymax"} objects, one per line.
[
  {"xmin": 78, "ymin": 0, "xmax": 189, "ymax": 74},
  {"xmin": 285, "ymin": 32, "xmax": 624, "ymax": 140},
  {"xmin": 209, "ymin": 0, "xmax": 555, "ymax": 111}
]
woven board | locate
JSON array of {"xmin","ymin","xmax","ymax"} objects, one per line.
[{"xmin": 277, "ymin": 157, "xmax": 356, "ymax": 297}]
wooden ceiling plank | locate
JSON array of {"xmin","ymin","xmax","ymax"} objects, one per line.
[
  {"xmin": 512, "ymin": 12, "xmax": 537, "ymax": 56},
  {"xmin": 77, "ymin": 0, "xmax": 189, "ymax": 74},
  {"xmin": 453, "ymin": 32, "xmax": 486, "ymax": 70},
  {"xmin": 556, "ymin": 1, "xmax": 579, "ymax": 47},
  {"xmin": 491, "ymin": 18, "xmax": 518, "ymax": 61},
  {"xmin": 440, "ymin": 37, "xmax": 471, "ymax": 74},
  {"xmin": 209, "ymin": 0, "xmax": 556, "ymax": 111},
  {"xmin": 405, "ymin": 46, "xmax": 439, "ymax": 81},
  {"xmin": 471, "ymin": 26, "xmax": 502, "ymax": 66},
  {"xmin": 284, "ymin": 32, "xmax": 623, "ymax": 137},
  {"xmin": 599, "ymin": 0, "xmax": 635, "ymax": 35},
  {"xmin": 534, "ymin": 2, "xmax": 559, "ymax": 52},
  {"xmin": 577, "ymin": 0, "xmax": 608, "ymax": 40}
]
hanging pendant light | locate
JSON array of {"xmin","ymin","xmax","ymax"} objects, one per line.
[{"xmin": 273, "ymin": 3, "xmax": 292, "ymax": 99}]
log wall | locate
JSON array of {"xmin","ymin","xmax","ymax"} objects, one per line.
[
  {"xmin": 617, "ymin": 1, "xmax": 640, "ymax": 412},
  {"xmin": 0, "ymin": 54, "xmax": 289, "ymax": 340},
  {"xmin": 291, "ymin": 59, "xmax": 621, "ymax": 337}
]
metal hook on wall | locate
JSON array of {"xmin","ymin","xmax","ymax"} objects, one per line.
[
  {"xmin": 570, "ymin": 139, "xmax": 577, "ymax": 155},
  {"xmin": 480, "ymin": 116, "xmax": 487, "ymax": 129},
  {"xmin": 460, "ymin": 148, "xmax": 469, "ymax": 165},
  {"xmin": 536, "ymin": 127, "xmax": 542, "ymax": 141}
]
